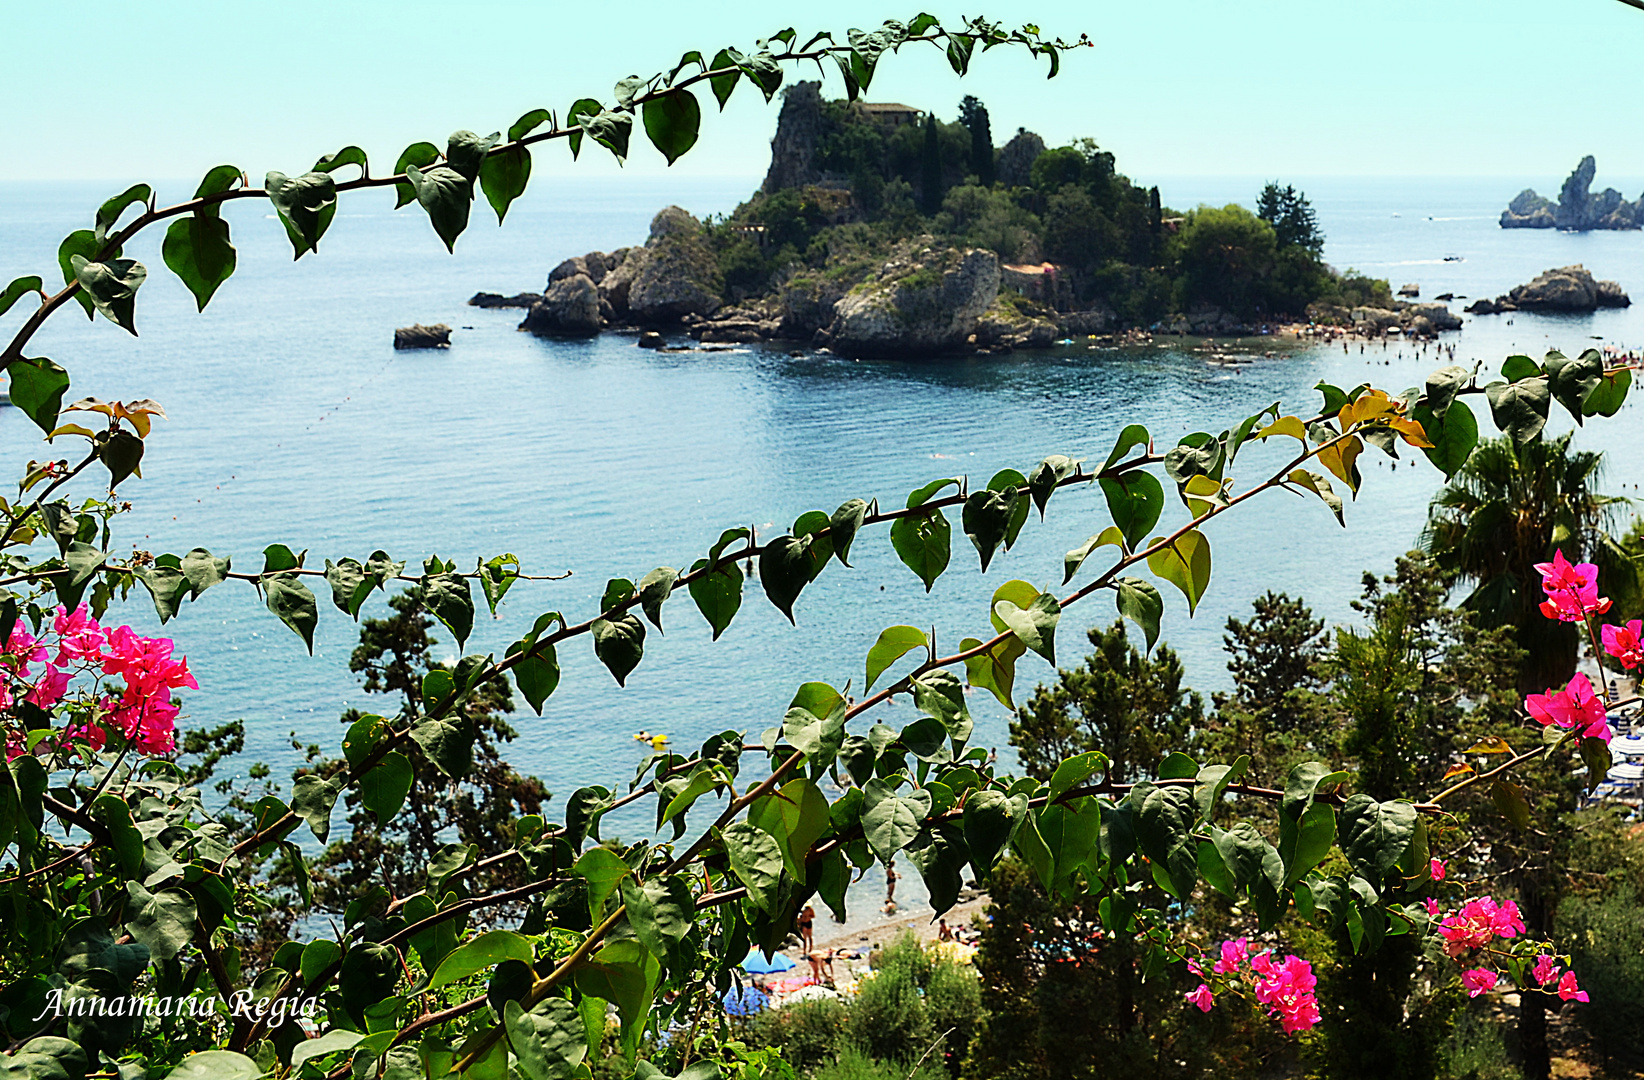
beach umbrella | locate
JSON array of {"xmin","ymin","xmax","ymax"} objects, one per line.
[
  {"xmin": 1610, "ymin": 734, "xmax": 1644, "ymax": 759},
  {"xmin": 1606, "ymin": 761, "xmax": 1644, "ymax": 782},
  {"xmin": 741, "ymin": 951, "xmax": 796, "ymax": 974}
]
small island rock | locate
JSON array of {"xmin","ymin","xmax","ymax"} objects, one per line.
[
  {"xmin": 824, "ymin": 241, "xmax": 1001, "ymax": 359},
  {"xmin": 520, "ymin": 273, "xmax": 602, "ymax": 336},
  {"xmin": 629, "ymin": 207, "xmax": 724, "ymax": 324},
  {"xmin": 393, "ymin": 323, "xmax": 451, "ymax": 349}
]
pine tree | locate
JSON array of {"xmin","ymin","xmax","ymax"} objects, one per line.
[{"xmin": 919, "ymin": 111, "xmax": 945, "ymax": 214}]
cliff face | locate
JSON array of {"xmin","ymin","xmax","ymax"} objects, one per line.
[
  {"xmin": 762, "ymin": 82, "xmax": 823, "ymax": 193},
  {"xmin": 1502, "ymin": 156, "xmax": 1643, "ymax": 230}
]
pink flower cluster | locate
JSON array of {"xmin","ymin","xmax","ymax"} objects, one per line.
[
  {"xmin": 1435, "ymin": 896, "xmax": 1525, "ymax": 958},
  {"xmin": 1601, "ymin": 620, "xmax": 1643, "ymax": 670},
  {"xmin": 1531, "ymin": 955, "xmax": 1589, "ymax": 1002},
  {"xmin": 1524, "ymin": 673, "xmax": 1611, "ymax": 744},
  {"xmin": 1185, "ymin": 938, "xmax": 1321, "ymax": 1034},
  {"xmin": 1534, "ymin": 550, "xmax": 1610, "ymax": 622},
  {"xmin": 2, "ymin": 605, "xmax": 195, "ymax": 759}
]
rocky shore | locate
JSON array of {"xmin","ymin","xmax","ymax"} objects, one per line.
[{"xmin": 1501, "ymin": 156, "xmax": 1644, "ymax": 230}]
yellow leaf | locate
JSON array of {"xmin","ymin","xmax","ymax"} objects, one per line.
[
  {"xmin": 1146, "ymin": 529, "xmax": 1212, "ymax": 615},
  {"xmin": 46, "ymin": 423, "xmax": 98, "ymax": 442},
  {"xmin": 1386, "ymin": 416, "xmax": 1434, "ymax": 449},
  {"xmin": 1315, "ymin": 435, "xmax": 1363, "ymax": 495},
  {"xmin": 1466, "ymin": 735, "xmax": 1513, "ymax": 755},
  {"xmin": 1183, "ymin": 474, "xmax": 1225, "ymax": 519},
  {"xmin": 1337, "ymin": 388, "xmax": 1399, "ymax": 430},
  {"xmin": 1441, "ymin": 762, "xmax": 1475, "ymax": 782},
  {"xmin": 1255, "ymin": 415, "xmax": 1307, "ymax": 443}
]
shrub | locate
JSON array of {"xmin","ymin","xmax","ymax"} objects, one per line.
[{"xmin": 751, "ymin": 997, "xmax": 851, "ymax": 1074}]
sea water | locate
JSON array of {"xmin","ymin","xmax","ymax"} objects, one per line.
[{"xmin": 2, "ymin": 174, "xmax": 1642, "ymax": 929}]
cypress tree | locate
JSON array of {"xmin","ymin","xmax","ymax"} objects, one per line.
[
  {"xmin": 958, "ymin": 94, "xmax": 994, "ymax": 186},
  {"xmin": 919, "ymin": 112, "xmax": 944, "ymax": 215}
]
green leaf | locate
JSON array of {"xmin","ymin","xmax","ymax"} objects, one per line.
[
  {"xmin": 865, "ymin": 625, "xmax": 928, "ymax": 690},
  {"xmin": 708, "ymin": 49, "xmax": 741, "ymax": 109},
  {"xmin": 1104, "ymin": 423, "xmax": 1151, "ymax": 470},
  {"xmin": 1027, "ymin": 454, "xmax": 1080, "ymax": 517},
  {"xmin": 592, "ymin": 613, "xmax": 645, "ymax": 686},
  {"xmin": 1485, "ymin": 378, "xmax": 1550, "ymax": 445},
  {"xmin": 1338, "ymin": 795, "xmax": 1419, "ymax": 884},
  {"xmin": 687, "ymin": 557, "xmax": 742, "ymax": 639},
  {"xmin": 1578, "ymin": 736, "xmax": 1611, "ymax": 795},
  {"xmin": 0, "ymin": 275, "xmax": 43, "ymax": 317},
  {"xmin": 1489, "ymin": 779, "xmax": 1532, "ymax": 829},
  {"xmin": 1064, "ymin": 526, "xmax": 1124, "ymax": 584},
  {"xmin": 1046, "ymin": 750, "xmax": 1106, "ymax": 802},
  {"xmin": 7, "ymin": 357, "xmax": 70, "ymax": 435},
  {"xmin": 265, "ymin": 171, "xmax": 337, "ymax": 258},
  {"xmin": 782, "ymin": 682, "xmax": 847, "ymax": 762},
  {"xmin": 161, "ymin": 213, "xmax": 235, "ymax": 312},
  {"xmin": 475, "ymin": 144, "xmax": 527, "ymax": 225},
  {"xmin": 1146, "ymin": 530, "xmax": 1212, "ymax": 614},
  {"xmin": 291, "ymin": 774, "xmax": 341, "ymax": 843},
  {"xmin": 89, "ymin": 794, "xmax": 143, "ymax": 878},
  {"xmin": 962, "ymin": 486, "xmax": 1019, "ymax": 572},
  {"xmin": 1131, "ymin": 782, "xmax": 1198, "ymax": 899},
  {"xmin": 1193, "ymin": 756, "xmax": 1249, "ymax": 823},
  {"xmin": 509, "ymin": 635, "xmax": 561, "ymax": 717},
  {"xmin": 165, "ymin": 1052, "xmax": 260, "ymax": 1080},
  {"xmin": 408, "ymin": 711, "xmax": 476, "ymax": 779},
  {"xmin": 477, "ymin": 554, "xmax": 520, "ymax": 616},
  {"xmin": 619, "ymin": 875, "xmax": 694, "ymax": 958},
  {"xmin": 1501, "ymin": 354, "xmax": 1540, "ymax": 382},
  {"xmin": 722, "ymin": 821, "xmax": 784, "ymax": 913},
  {"xmin": 1282, "ymin": 762, "xmax": 1349, "ymax": 820},
  {"xmin": 1545, "ymin": 348, "xmax": 1604, "ymax": 424},
  {"xmin": 422, "ymin": 568, "xmax": 474, "ymax": 648},
  {"xmin": 1285, "ymin": 469, "xmax": 1346, "ymax": 526},
  {"xmin": 69, "ymin": 255, "xmax": 145, "ymax": 335},
  {"xmin": 263, "ymin": 572, "xmax": 318, "ymax": 653},
  {"xmin": 637, "ymin": 567, "xmax": 677, "ymax": 630},
  {"xmin": 300, "ymin": 939, "xmax": 341, "ymax": 985},
  {"xmin": 359, "ymin": 752, "xmax": 413, "ymax": 822},
  {"xmin": 1584, "ymin": 366, "xmax": 1630, "ymax": 417},
  {"xmin": 100, "ymin": 429, "xmax": 144, "ymax": 488},
  {"xmin": 1423, "ymin": 364, "xmax": 1470, "ymax": 417},
  {"xmin": 505, "ymin": 998, "xmax": 587, "ymax": 1080},
  {"xmin": 960, "ymin": 633, "xmax": 1026, "ymax": 710},
  {"xmin": 57, "ymin": 229, "xmax": 103, "ymax": 318},
  {"xmin": 911, "ymin": 668, "xmax": 972, "ymax": 744},
  {"xmin": 1413, "ymin": 398, "xmax": 1478, "ymax": 479},
  {"xmin": 180, "ymin": 548, "xmax": 230, "ymax": 599},
  {"xmin": 748, "ymin": 777, "xmax": 831, "ymax": 881},
  {"xmin": 861, "ymin": 778, "xmax": 932, "ymax": 862},
  {"xmin": 1279, "ymin": 801, "xmax": 1336, "ymax": 887},
  {"xmin": 392, "ymin": 142, "xmax": 441, "ymax": 208},
  {"xmin": 121, "ymin": 882, "xmax": 196, "ymax": 962},
  {"xmin": 962, "ymin": 789, "xmax": 1024, "ymax": 876},
  {"xmin": 405, "ymin": 165, "xmax": 474, "ymax": 253},
  {"xmin": 890, "ymin": 509, "xmax": 951, "ymax": 591},
  {"xmin": 289, "ymin": 1030, "xmax": 363, "ymax": 1073},
  {"xmin": 759, "ymin": 535, "xmax": 812, "ymax": 622},
  {"xmin": 905, "ymin": 822, "xmax": 969, "ymax": 914},
  {"xmin": 642, "ymin": 89, "xmax": 701, "ymax": 165},
  {"xmin": 428, "ymin": 930, "xmax": 534, "ymax": 990},
  {"xmin": 94, "ymin": 183, "xmax": 151, "ymax": 243},
  {"xmin": 1114, "ymin": 576, "xmax": 1163, "ymax": 653},
  {"xmin": 991, "ymin": 586, "xmax": 1059, "ymax": 665},
  {"xmin": 577, "ymin": 110, "xmax": 633, "ymax": 163},
  {"xmin": 828, "ymin": 498, "xmax": 868, "ymax": 566}
]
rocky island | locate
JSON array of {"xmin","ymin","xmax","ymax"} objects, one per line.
[
  {"xmin": 1501, "ymin": 156, "xmax": 1644, "ymax": 230},
  {"xmin": 479, "ymin": 85, "xmax": 1412, "ymax": 357},
  {"xmin": 1465, "ymin": 265, "xmax": 1630, "ymax": 315}
]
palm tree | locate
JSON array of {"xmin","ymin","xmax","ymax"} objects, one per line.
[{"xmin": 1420, "ymin": 432, "xmax": 1634, "ymax": 694}]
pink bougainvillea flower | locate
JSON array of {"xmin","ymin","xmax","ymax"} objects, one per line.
[
  {"xmin": 1602, "ymin": 620, "xmax": 1644, "ymax": 670},
  {"xmin": 1249, "ymin": 950, "xmax": 1276, "ymax": 977},
  {"xmin": 52, "ymin": 604, "xmax": 107, "ymax": 666},
  {"xmin": 1253, "ymin": 955, "xmax": 1320, "ymax": 1033},
  {"xmin": 1424, "ymin": 897, "xmax": 1442, "ymax": 918},
  {"xmin": 1185, "ymin": 984, "xmax": 1215, "ymax": 1012},
  {"xmin": 1525, "ymin": 673, "xmax": 1611, "ymax": 743},
  {"xmin": 1438, "ymin": 896, "xmax": 1525, "ymax": 957},
  {"xmin": 1556, "ymin": 971, "xmax": 1589, "ymax": 1003},
  {"xmin": 1214, "ymin": 937, "xmax": 1249, "ymax": 974},
  {"xmin": 1462, "ymin": 969, "xmax": 1498, "ymax": 997},
  {"xmin": 1535, "ymin": 550, "xmax": 1611, "ymax": 622},
  {"xmin": 1532, "ymin": 954, "xmax": 1559, "ymax": 986},
  {"xmin": 25, "ymin": 666, "xmax": 70, "ymax": 709},
  {"xmin": 1429, "ymin": 857, "xmax": 1447, "ymax": 881},
  {"xmin": 2, "ymin": 624, "xmax": 48, "ymax": 677}
]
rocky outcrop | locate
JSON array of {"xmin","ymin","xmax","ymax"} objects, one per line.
[
  {"xmin": 1501, "ymin": 157, "xmax": 1644, "ymax": 230},
  {"xmin": 1468, "ymin": 265, "xmax": 1631, "ymax": 314},
  {"xmin": 823, "ymin": 241, "xmax": 1001, "ymax": 358},
  {"xmin": 469, "ymin": 291, "xmax": 540, "ymax": 308},
  {"xmin": 763, "ymin": 82, "xmax": 824, "ymax": 193},
  {"xmin": 1405, "ymin": 302, "xmax": 1462, "ymax": 331},
  {"xmin": 520, "ymin": 274, "xmax": 602, "ymax": 336},
  {"xmin": 1166, "ymin": 304, "xmax": 1256, "ymax": 336},
  {"xmin": 975, "ymin": 298, "xmax": 1058, "ymax": 351},
  {"xmin": 687, "ymin": 300, "xmax": 784, "ymax": 343},
  {"xmin": 599, "ymin": 248, "xmax": 645, "ymax": 320},
  {"xmin": 629, "ymin": 208, "xmax": 723, "ymax": 323},
  {"xmin": 394, "ymin": 324, "xmax": 451, "ymax": 349},
  {"xmin": 997, "ymin": 129, "xmax": 1046, "ymax": 189}
]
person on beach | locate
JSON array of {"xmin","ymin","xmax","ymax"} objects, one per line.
[
  {"xmin": 886, "ymin": 861, "xmax": 899, "ymax": 903},
  {"xmin": 938, "ymin": 918, "xmax": 953, "ymax": 942},
  {"xmin": 798, "ymin": 904, "xmax": 815, "ymax": 952}
]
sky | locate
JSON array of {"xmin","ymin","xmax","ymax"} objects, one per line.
[{"xmin": 4, "ymin": 0, "xmax": 1644, "ymax": 185}]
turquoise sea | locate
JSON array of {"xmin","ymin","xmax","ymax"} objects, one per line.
[{"xmin": 3, "ymin": 172, "xmax": 1643, "ymax": 927}]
